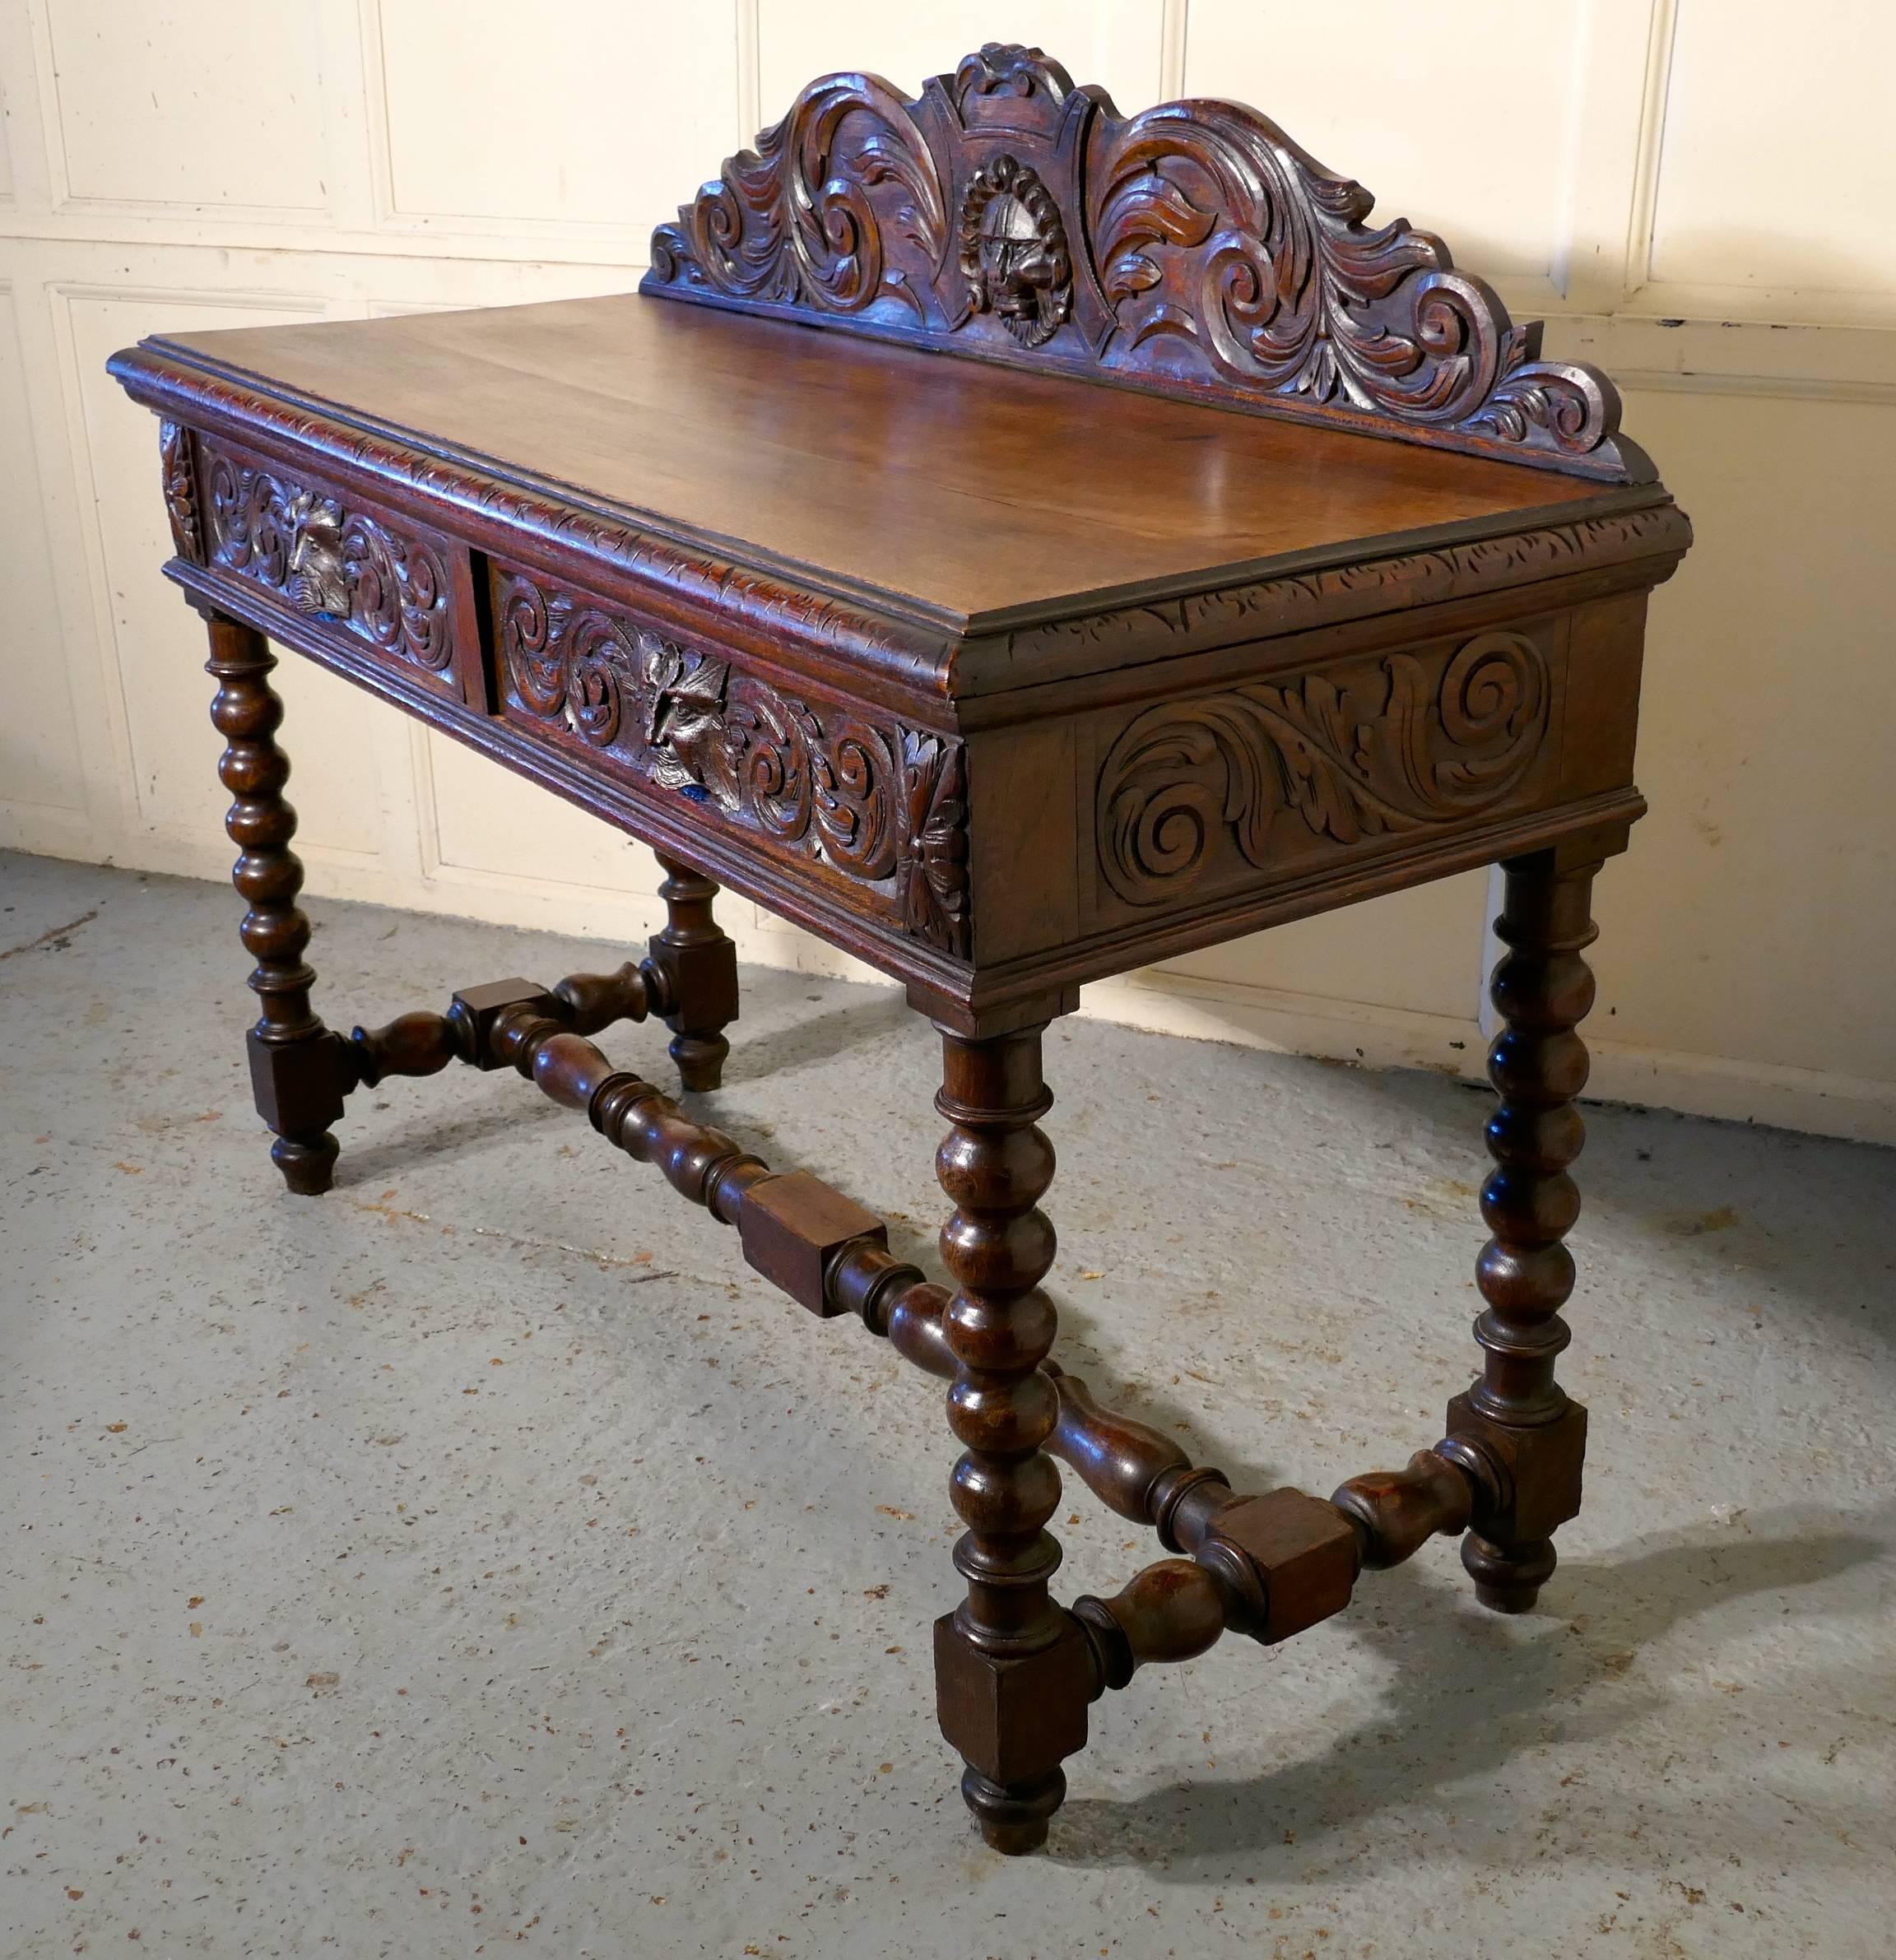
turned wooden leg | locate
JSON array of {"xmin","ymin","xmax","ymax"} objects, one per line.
[
  {"xmin": 203, "ymin": 610, "xmax": 346, "ymax": 1196},
  {"xmin": 932, "ymin": 1025, "xmax": 1090, "ymax": 1854},
  {"xmin": 646, "ymin": 851, "xmax": 738, "ymax": 1092},
  {"xmin": 1446, "ymin": 846, "xmax": 1600, "ymax": 1613}
]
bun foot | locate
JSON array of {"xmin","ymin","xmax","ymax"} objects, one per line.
[
  {"xmin": 1462, "ymin": 1531, "xmax": 1556, "ymax": 1613},
  {"xmin": 272, "ymin": 1129, "xmax": 339, "ymax": 1196},
  {"xmin": 963, "ymin": 1767, "xmax": 1063, "ymax": 1855},
  {"xmin": 669, "ymin": 1029, "xmax": 730, "ymax": 1094}
]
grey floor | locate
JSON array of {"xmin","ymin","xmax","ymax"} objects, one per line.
[{"xmin": 3, "ymin": 849, "xmax": 1893, "ymax": 1960}]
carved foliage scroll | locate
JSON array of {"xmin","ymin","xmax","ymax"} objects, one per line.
[
  {"xmin": 646, "ymin": 44, "xmax": 1638, "ymax": 481},
  {"xmin": 495, "ymin": 570, "xmax": 971, "ymax": 959},
  {"xmin": 200, "ymin": 443, "xmax": 453, "ymax": 674},
  {"xmin": 1098, "ymin": 631, "xmax": 1550, "ymax": 907},
  {"xmin": 160, "ymin": 420, "xmax": 200, "ymax": 563}
]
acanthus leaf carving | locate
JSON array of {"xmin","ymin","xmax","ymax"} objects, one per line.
[
  {"xmin": 645, "ymin": 44, "xmax": 1642, "ymax": 481},
  {"xmin": 495, "ymin": 570, "xmax": 964, "ymax": 956},
  {"xmin": 1098, "ymin": 630, "xmax": 1549, "ymax": 907},
  {"xmin": 898, "ymin": 731, "xmax": 971, "ymax": 959},
  {"xmin": 159, "ymin": 420, "xmax": 201, "ymax": 563},
  {"xmin": 649, "ymin": 72, "xmax": 948, "ymax": 324}
]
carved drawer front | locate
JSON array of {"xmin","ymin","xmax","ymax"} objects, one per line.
[
  {"xmin": 195, "ymin": 435, "xmax": 480, "ymax": 708},
  {"xmin": 1090, "ymin": 622, "xmax": 1566, "ymax": 923},
  {"xmin": 489, "ymin": 563, "xmax": 971, "ymax": 960}
]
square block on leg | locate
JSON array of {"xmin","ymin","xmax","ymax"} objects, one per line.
[
  {"xmin": 1445, "ymin": 1393, "xmax": 1588, "ymax": 1544},
  {"xmin": 933, "ymin": 1613, "xmax": 1090, "ymax": 1787},
  {"xmin": 448, "ymin": 978, "xmax": 557, "ymax": 1071},
  {"xmin": 246, "ymin": 1028, "xmax": 347, "ymax": 1136},
  {"xmin": 738, "ymin": 1170, "xmax": 887, "ymax": 1316},
  {"xmin": 646, "ymin": 930, "xmax": 740, "ymax": 1030},
  {"xmin": 1205, "ymin": 1488, "xmax": 1359, "ymax": 1643}
]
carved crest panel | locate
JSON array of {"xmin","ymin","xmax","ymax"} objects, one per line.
[
  {"xmin": 493, "ymin": 568, "xmax": 970, "ymax": 960},
  {"xmin": 647, "ymin": 44, "xmax": 1643, "ymax": 481},
  {"xmin": 198, "ymin": 439, "xmax": 460, "ymax": 688},
  {"xmin": 1094, "ymin": 629, "xmax": 1554, "ymax": 910}
]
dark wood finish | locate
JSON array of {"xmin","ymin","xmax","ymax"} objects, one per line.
[
  {"xmin": 1331, "ymin": 1448, "xmax": 1475, "ymax": 1570},
  {"xmin": 932, "ymin": 1026, "xmax": 1090, "ymax": 1852},
  {"xmin": 1444, "ymin": 845, "xmax": 1600, "ymax": 1611},
  {"xmin": 126, "ymin": 299, "xmax": 1627, "ymax": 630},
  {"xmin": 646, "ymin": 853, "xmax": 739, "ymax": 1091},
  {"xmin": 1194, "ymin": 1488, "xmax": 1362, "ymax": 1644},
  {"xmin": 737, "ymin": 1169, "xmax": 889, "ymax": 1317},
  {"xmin": 1072, "ymin": 1559, "xmax": 1227, "ymax": 1691},
  {"xmin": 202, "ymin": 609, "xmax": 346, "ymax": 1195},
  {"xmin": 648, "ymin": 44, "xmax": 1642, "ymax": 481},
  {"xmin": 109, "ymin": 44, "xmax": 1692, "ymax": 1859},
  {"xmin": 115, "ymin": 314, "xmax": 1683, "ymax": 1019}
]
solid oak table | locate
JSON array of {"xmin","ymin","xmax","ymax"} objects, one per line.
[{"xmin": 110, "ymin": 45, "xmax": 1691, "ymax": 1854}]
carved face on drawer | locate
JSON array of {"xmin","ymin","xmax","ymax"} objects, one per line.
[{"xmin": 280, "ymin": 488, "xmax": 350, "ymax": 619}]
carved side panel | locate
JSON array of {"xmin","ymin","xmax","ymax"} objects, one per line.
[
  {"xmin": 491, "ymin": 565, "xmax": 971, "ymax": 960},
  {"xmin": 1092, "ymin": 626, "xmax": 1559, "ymax": 916},
  {"xmin": 646, "ymin": 44, "xmax": 1643, "ymax": 481},
  {"xmin": 198, "ymin": 437, "xmax": 471, "ymax": 704},
  {"xmin": 159, "ymin": 420, "xmax": 201, "ymax": 563}
]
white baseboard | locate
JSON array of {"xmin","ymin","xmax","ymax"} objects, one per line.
[
  {"xmin": 1580, "ymin": 1038, "xmax": 1896, "ymax": 1147},
  {"xmin": 1084, "ymin": 967, "xmax": 1486, "ymax": 1080},
  {"xmin": 0, "ymin": 800, "xmax": 98, "ymax": 861},
  {"xmin": 1086, "ymin": 968, "xmax": 1896, "ymax": 1148}
]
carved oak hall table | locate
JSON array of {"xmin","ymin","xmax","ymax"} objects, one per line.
[{"xmin": 110, "ymin": 45, "xmax": 1691, "ymax": 1855}]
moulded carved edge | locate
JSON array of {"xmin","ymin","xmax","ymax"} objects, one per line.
[
  {"xmin": 116, "ymin": 353, "xmax": 946, "ymax": 685},
  {"xmin": 1009, "ymin": 504, "xmax": 1691, "ymax": 666}
]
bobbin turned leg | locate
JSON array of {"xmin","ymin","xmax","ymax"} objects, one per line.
[
  {"xmin": 646, "ymin": 852, "xmax": 739, "ymax": 1092},
  {"xmin": 932, "ymin": 1024, "xmax": 1090, "ymax": 1854},
  {"xmin": 202, "ymin": 610, "xmax": 346, "ymax": 1196},
  {"xmin": 1448, "ymin": 845, "xmax": 1601, "ymax": 1613}
]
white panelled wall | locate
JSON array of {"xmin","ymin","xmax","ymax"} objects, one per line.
[{"xmin": 2, "ymin": 2, "xmax": 1891, "ymax": 1142}]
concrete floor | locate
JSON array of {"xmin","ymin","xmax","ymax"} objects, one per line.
[{"xmin": 2, "ymin": 848, "xmax": 1892, "ymax": 1960}]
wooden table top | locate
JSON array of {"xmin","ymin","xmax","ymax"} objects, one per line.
[{"xmin": 153, "ymin": 293, "xmax": 1624, "ymax": 631}]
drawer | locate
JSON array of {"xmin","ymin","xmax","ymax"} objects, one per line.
[
  {"xmin": 486, "ymin": 558, "xmax": 971, "ymax": 958},
  {"xmin": 196, "ymin": 434, "xmax": 481, "ymax": 708}
]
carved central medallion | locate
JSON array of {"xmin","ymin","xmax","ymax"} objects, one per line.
[{"xmin": 960, "ymin": 155, "xmax": 1071, "ymax": 348}]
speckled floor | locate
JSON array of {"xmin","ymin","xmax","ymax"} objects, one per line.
[{"xmin": 3, "ymin": 848, "xmax": 1893, "ymax": 1960}]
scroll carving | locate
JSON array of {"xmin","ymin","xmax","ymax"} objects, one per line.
[
  {"xmin": 647, "ymin": 72, "xmax": 947, "ymax": 321},
  {"xmin": 159, "ymin": 420, "xmax": 201, "ymax": 562},
  {"xmin": 1098, "ymin": 631, "xmax": 1549, "ymax": 906},
  {"xmin": 495, "ymin": 571, "xmax": 970, "ymax": 959},
  {"xmin": 201, "ymin": 444, "xmax": 453, "ymax": 672},
  {"xmin": 646, "ymin": 44, "xmax": 1643, "ymax": 481}
]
